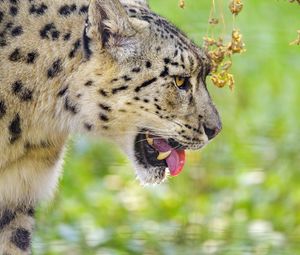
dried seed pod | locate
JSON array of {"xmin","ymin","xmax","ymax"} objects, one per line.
[
  {"xmin": 211, "ymin": 71, "xmax": 235, "ymax": 90},
  {"xmin": 209, "ymin": 18, "xmax": 219, "ymax": 25},
  {"xmin": 216, "ymin": 38, "xmax": 224, "ymax": 47},
  {"xmin": 221, "ymin": 60, "xmax": 232, "ymax": 71},
  {"xmin": 290, "ymin": 30, "xmax": 300, "ymax": 45},
  {"xmin": 228, "ymin": 29, "xmax": 246, "ymax": 54},
  {"xmin": 179, "ymin": 0, "xmax": 185, "ymax": 8},
  {"xmin": 209, "ymin": 47, "xmax": 226, "ymax": 65},
  {"xmin": 229, "ymin": 0, "xmax": 243, "ymax": 16},
  {"xmin": 289, "ymin": 0, "xmax": 300, "ymax": 4},
  {"xmin": 203, "ymin": 37, "xmax": 217, "ymax": 48}
]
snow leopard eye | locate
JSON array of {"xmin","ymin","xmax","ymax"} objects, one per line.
[{"xmin": 174, "ymin": 76, "xmax": 191, "ymax": 91}]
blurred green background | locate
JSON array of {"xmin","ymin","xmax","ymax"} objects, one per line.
[{"xmin": 33, "ymin": 1, "xmax": 300, "ymax": 254}]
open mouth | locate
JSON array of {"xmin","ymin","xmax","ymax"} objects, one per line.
[{"xmin": 134, "ymin": 131, "xmax": 186, "ymax": 176}]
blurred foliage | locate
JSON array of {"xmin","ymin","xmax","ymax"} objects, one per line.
[{"xmin": 34, "ymin": 0, "xmax": 300, "ymax": 254}]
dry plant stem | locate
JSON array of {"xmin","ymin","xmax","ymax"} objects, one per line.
[
  {"xmin": 204, "ymin": 0, "xmax": 245, "ymax": 90},
  {"xmin": 287, "ymin": 1, "xmax": 300, "ymax": 43},
  {"xmin": 219, "ymin": 0, "xmax": 226, "ymax": 36},
  {"xmin": 179, "ymin": 0, "xmax": 246, "ymax": 89}
]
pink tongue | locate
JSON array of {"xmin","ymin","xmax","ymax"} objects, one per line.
[{"xmin": 152, "ymin": 138, "xmax": 186, "ymax": 176}]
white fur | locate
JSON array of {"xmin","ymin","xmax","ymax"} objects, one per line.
[{"xmin": 0, "ymin": 146, "xmax": 66, "ymax": 208}]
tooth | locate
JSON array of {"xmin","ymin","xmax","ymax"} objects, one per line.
[
  {"xmin": 146, "ymin": 133, "xmax": 153, "ymax": 145},
  {"xmin": 157, "ymin": 151, "xmax": 172, "ymax": 160}
]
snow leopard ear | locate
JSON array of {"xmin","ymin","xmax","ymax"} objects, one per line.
[
  {"xmin": 120, "ymin": 0, "xmax": 149, "ymax": 8},
  {"xmin": 86, "ymin": 0, "xmax": 138, "ymax": 61}
]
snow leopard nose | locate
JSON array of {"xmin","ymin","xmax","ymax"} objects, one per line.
[
  {"xmin": 204, "ymin": 125, "xmax": 221, "ymax": 140},
  {"xmin": 202, "ymin": 103, "xmax": 222, "ymax": 140}
]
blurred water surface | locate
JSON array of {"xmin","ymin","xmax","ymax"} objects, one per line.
[{"xmin": 34, "ymin": 0, "xmax": 300, "ymax": 254}]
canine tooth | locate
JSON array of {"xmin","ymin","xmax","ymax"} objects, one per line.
[
  {"xmin": 146, "ymin": 133, "xmax": 153, "ymax": 145},
  {"xmin": 157, "ymin": 151, "xmax": 172, "ymax": 160}
]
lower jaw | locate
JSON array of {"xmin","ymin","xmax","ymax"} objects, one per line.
[
  {"xmin": 134, "ymin": 164, "xmax": 167, "ymax": 185},
  {"xmin": 135, "ymin": 133, "xmax": 187, "ymax": 176}
]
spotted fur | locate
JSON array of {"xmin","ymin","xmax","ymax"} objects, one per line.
[{"xmin": 0, "ymin": 0, "xmax": 221, "ymax": 253}]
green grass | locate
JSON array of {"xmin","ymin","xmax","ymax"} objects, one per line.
[{"xmin": 34, "ymin": 1, "xmax": 300, "ymax": 254}]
